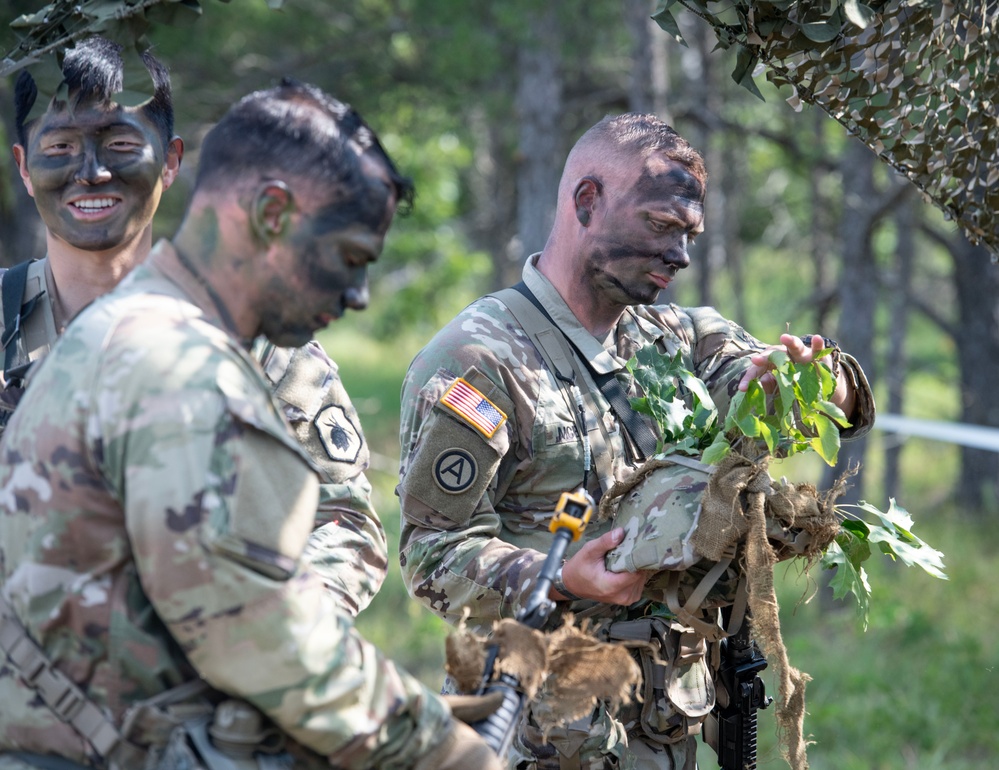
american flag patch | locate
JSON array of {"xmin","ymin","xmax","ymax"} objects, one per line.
[{"xmin": 440, "ymin": 378, "xmax": 507, "ymax": 438}]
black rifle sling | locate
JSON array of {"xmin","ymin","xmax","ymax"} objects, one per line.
[{"xmin": 509, "ymin": 281, "xmax": 659, "ymax": 461}]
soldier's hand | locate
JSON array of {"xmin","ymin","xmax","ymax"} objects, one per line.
[
  {"xmin": 412, "ymin": 719, "xmax": 504, "ymax": 770},
  {"xmin": 560, "ymin": 528, "xmax": 647, "ymax": 606},
  {"xmin": 441, "ymin": 691, "xmax": 506, "ymax": 724}
]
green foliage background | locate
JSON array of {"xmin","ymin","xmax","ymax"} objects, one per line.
[
  {"xmin": 322, "ymin": 323, "xmax": 999, "ymax": 769},
  {"xmin": 3, "ymin": 0, "xmax": 996, "ymax": 766}
]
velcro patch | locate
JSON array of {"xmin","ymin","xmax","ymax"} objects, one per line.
[
  {"xmin": 433, "ymin": 448, "xmax": 478, "ymax": 494},
  {"xmin": 440, "ymin": 378, "xmax": 507, "ymax": 438}
]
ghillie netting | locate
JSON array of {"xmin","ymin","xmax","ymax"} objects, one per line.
[
  {"xmin": 446, "ymin": 614, "xmax": 642, "ymax": 741},
  {"xmin": 656, "ymin": 0, "xmax": 999, "ymax": 259},
  {"xmin": 598, "ymin": 452, "xmax": 848, "ymax": 770}
]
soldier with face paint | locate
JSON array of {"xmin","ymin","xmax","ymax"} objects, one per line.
[
  {"xmin": 397, "ymin": 113, "xmax": 876, "ymax": 769},
  {"xmin": 0, "ymin": 80, "xmax": 503, "ymax": 770},
  {"xmin": 2, "ymin": 37, "xmax": 389, "ymax": 617}
]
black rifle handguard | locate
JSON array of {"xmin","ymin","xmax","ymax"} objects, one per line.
[{"xmin": 712, "ymin": 610, "xmax": 773, "ymax": 770}]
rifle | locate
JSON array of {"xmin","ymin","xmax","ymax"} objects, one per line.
[
  {"xmin": 468, "ymin": 487, "xmax": 594, "ymax": 757},
  {"xmin": 710, "ymin": 608, "xmax": 773, "ymax": 770}
]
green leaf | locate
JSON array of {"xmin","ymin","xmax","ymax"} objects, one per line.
[
  {"xmin": 797, "ymin": 362, "xmax": 821, "ymax": 405},
  {"xmin": 732, "ymin": 45, "xmax": 765, "ymax": 101},
  {"xmin": 651, "ymin": 3, "xmax": 686, "ymax": 46},
  {"xmin": 701, "ymin": 432, "xmax": 731, "ymax": 464},
  {"xmin": 822, "ymin": 539, "xmax": 872, "ymax": 629},
  {"xmin": 808, "ymin": 413, "xmax": 841, "ymax": 465}
]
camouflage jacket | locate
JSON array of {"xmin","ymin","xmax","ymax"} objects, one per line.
[
  {"xmin": 398, "ymin": 254, "xmax": 876, "ymax": 635},
  {"xmin": 0, "ymin": 256, "xmax": 387, "ymax": 616},
  {"xmin": 0, "ymin": 240, "xmax": 449, "ymax": 768}
]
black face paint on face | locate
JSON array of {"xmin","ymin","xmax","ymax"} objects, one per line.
[
  {"xmin": 257, "ymin": 202, "xmax": 392, "ymax": 348},
  {"xmin": 579, "ymin": 157, "xmax": 704, "ymax": 310},
  {"xmin": 23, "ymin": 99, "xmax": 168, "ymax": 253}
]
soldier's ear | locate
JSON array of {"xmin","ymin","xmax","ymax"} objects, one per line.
[
  {"xmin": 250, "ymin": 180, "xmax": 294, "ymax": 242},
  {"xmin": 573, "ymin": 176, "xmax": 602, "ymax": 227},
  {"xmin": 12, "ymin": 145, "xmax": 34, "ymax": 198},
  {"xmin": 161, "ymin": 137, "xmax": 184, "ymax": 190}
]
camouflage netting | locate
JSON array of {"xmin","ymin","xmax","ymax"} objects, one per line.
[
  {"xmin": 657, "ymin": 0, "xmax": 999, "ymax": 259},
  {"xmin": 446, "ymin": 614, "xmax": 642, "ymax": 741}
]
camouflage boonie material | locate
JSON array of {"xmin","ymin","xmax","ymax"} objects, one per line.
[
  {"xmin": 0, "ymin": 240, "xmax": 450, "ymax": 768},
  {"xmin": 605, "ymin": 459, "xmax": 714, "ymax": 574},
  {"xmin": 398, "ymin": 254, "xmax": 875, "ymax": 768}
]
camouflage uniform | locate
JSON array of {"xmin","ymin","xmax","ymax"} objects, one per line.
[
  {"xmin": 397, "ymin": 255, "xmax": 875, "ymax": 769},
  {"xmin": 0, "ymin": 258, "xmax": 387, "ymax": 617},
  {"xmin": 0, "ymin": 240, "xmax": 450, "ymax": 768}
]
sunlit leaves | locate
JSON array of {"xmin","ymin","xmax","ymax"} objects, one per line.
[
  {"xmin": 627, "ymin": 347, "xmax": 721, "ymax": 458},
  {"xmin": 628, "ymin": 343, "xmax": 947, "ymax": 627},
  {"xmin": 724, "ymin": 347, "xmax": 849, "ymax": 465},
  {"xmin": 822, "ymin": 499, "xmax": 947, "ymax": 628}
]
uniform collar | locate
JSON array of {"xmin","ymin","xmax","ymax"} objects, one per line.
[
  {"xmin": 522, "ymin": 253, "xmax": 661, "ymax": 375},
  {"xmin": 146, "ymin": 239, "xmax": 248, "ymax": 344}
]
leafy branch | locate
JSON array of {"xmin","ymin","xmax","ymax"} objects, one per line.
[{"xmin": 628, "ymin": 344, "xmax": 947, "ymax": 627}]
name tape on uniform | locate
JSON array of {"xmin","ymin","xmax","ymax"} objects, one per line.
[{"xmin": 440, "ymin": 378, "xmax": 507, "ymax": 438}]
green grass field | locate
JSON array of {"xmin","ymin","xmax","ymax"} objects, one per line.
[{"xmin": 318, "ymin": 323, "xmax": 999, "ymax": 769}]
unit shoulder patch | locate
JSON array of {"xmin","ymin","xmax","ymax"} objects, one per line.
[{"xmin": 315, "ymin": 404, "xmax": 362, "ymax": 463}]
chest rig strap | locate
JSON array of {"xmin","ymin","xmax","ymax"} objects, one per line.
[
  {"xmin": 0, "ymin": 593, "xmax": 212, "ymax": 768},
  {"xmin": 492, "ymin": 286, "xmax": 617, "ymax": 495},
  {"xmin": 503, "ymin": 283, "xmax": 660, "ymax": 459}
]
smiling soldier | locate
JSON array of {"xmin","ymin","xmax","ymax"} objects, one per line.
[
  {"xmin": 1, "ymin": 37, "xmax": 182, "ymax": 403},
  {"xmin": 2, "ymin": 37, "xmax": 393, "ymax": 620}
]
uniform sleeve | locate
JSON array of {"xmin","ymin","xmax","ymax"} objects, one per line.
[
  {"xmin": 397, "ymin": 316, "xmax": 549, "ymax": 634},
  {"xmin": 101, "ymin": 329, "xmax": 450, "ymax": 770},
  {"xmin": 253, "ymin": 339, "xmax": 388, "ymax": 616}
]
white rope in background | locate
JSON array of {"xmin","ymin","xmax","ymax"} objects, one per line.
[{"xmin": 874, "ymin": 414, "xmax": 999, "ymax": 454}]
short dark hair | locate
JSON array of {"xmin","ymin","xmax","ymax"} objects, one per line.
[
  {"xmin": 195, "ymin": 78, "xmax": 414, "ymax": 226},
  {"xmin": 580, "ymin": 113, "xmax": 707, "ymax": 186},
  {"xmin": 14, "ymin": 36, "xmax": 174, "ymax": 151}
]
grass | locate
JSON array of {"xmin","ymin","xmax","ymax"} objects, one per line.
[{"xmin": 318, "ymin": 324, "xmax": 999, "ymax": 768}]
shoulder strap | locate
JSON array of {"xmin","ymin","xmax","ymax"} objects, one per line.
[
  {"xmin": 0, "ymin": 592, "xmax": 209, "ymax": 767},
  {"xmin": 1, "ymin": 260, "xmax": 46, "ymax": 383},
  {"xmin": 506, "ymin": 282, "xmax": 660, "ymax": 461}
]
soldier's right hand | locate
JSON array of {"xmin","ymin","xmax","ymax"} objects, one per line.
[
  {"xmin": 412, "ymin": 719, "xmax": 504, "ymax": 770},
  {"xmin": 561, "ymin": 527, "xmax": 648, "ymax": 606}
]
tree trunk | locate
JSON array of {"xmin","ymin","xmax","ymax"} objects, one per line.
[
  {"xmin": 510, "ymin": 3, "xmax": 563, "ymax": 285},
  {"xmin": 830, "ymin": 140, "xmax": 878, "ymax": 502},
  {"xmin": 884, "ymin": 198, "xmax": 915, "ymax": 500},
  {"xmin": 951, "ymin": 238, "xmax": 999, "ymax": 515}
]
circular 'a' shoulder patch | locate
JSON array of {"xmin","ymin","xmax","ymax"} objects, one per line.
[
  {"xmin": 315, "ymin": 404, "xmax": 362, "ymax": 463},
  {"xmin": 433, "ymin": 448, "xmax": 477, "ymax": 494}
]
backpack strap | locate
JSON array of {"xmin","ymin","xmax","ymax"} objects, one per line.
[
  {"xmin": 503, "ymin": 282, "xmax": 660, "ymax": 460},
  {"xmin": 492, "ymin": 285, "xmax": 616, "ymax": 494},
  {"xmin": 1, "ymin": 260, "xmax": 46, "ymax": 384}
]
